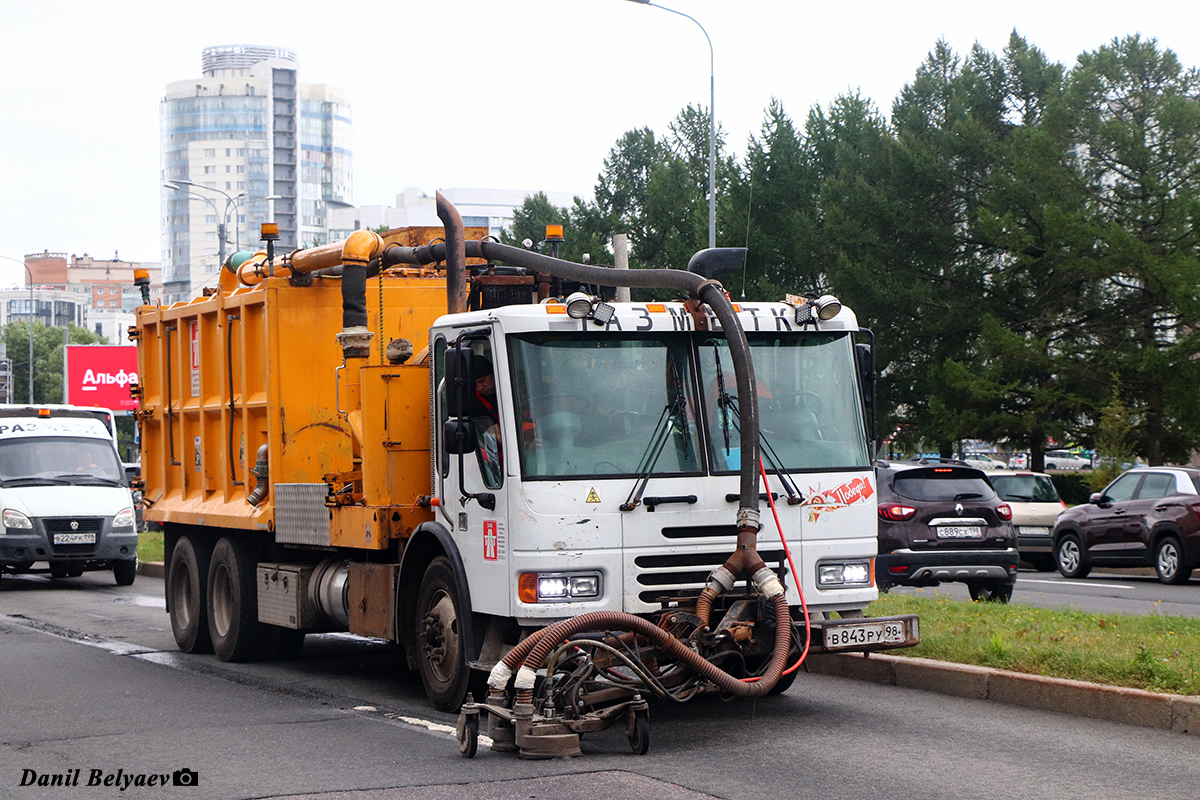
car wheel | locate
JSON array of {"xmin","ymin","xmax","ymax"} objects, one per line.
[
  {"xmin": 1154, "ymin": 536, "xmax": 1193, "ymax": 585},
  {"xmin": 112, "ymin": 559, "xmax": 137, "ymax": 586},
  {"xmin": 967, "ymin": 581, "xmax": 1013, "ymax": 603},
  {"xmin": 1056, "ymin": 534, "xmax": 1091, "ymax": 579}
]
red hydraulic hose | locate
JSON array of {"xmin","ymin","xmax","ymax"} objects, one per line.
[{"xmin": 743, "ymin": 457, "xmax": 811, "ymax": 682}]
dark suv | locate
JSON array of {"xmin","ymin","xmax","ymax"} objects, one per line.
[
  {"xmin": 1052, "ymin": 466, "xmax": 1200, "ymax": 584},
  {"xmin": 875, "ymin": 459, "xmax": 1020, "ymax": 602}
]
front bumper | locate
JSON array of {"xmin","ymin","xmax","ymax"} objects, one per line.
[
  {"xmin": 876, "ymin": 547, "xmax": 1020, "ymax": 587},
  {"xmin": 1, "ymin": 517, "xmax": 137, "ymax": 565}
]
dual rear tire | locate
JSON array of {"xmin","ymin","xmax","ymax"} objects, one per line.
[{"xmin": 168, "ymin": 533, "xmax": 304, "ymax": 661}]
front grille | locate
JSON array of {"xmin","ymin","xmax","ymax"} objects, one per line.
[
  {"xmin": 634, "ymin": 548, "xmax": 787, "ymax": 604},
  {"xmin": 44, "ymin": 518, "xmax": 104, "ymax": 535},
  {"xmin": 44, "ymin": 517, "xmax": 104, "ymax": 558}
]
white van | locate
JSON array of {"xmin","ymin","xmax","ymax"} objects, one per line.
[{"xmin": 0, "ymin": 416, "xmax": 138, "ymax": 585}]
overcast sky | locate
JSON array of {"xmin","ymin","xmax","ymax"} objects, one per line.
[{"xmin": 2, "ymin": 0, "xmax": 1197, "ymax": 287}]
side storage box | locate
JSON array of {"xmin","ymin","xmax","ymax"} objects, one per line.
[{"xmin": 257, "ymin": 563, "xmax": 318, "ymax": 629}]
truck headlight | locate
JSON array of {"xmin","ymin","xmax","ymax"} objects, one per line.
[
  {"xmin": 817, "ymin": 560, "xmax": 872, "ymax": 588},
  {"xmin": 3, "ymin": 508, "xmax": 33, "ymax": 530},
  {"xmin": 518, "ymin": 572, "xmax": 602, "ymax": 603},
  {"xmin": 112, "ymin": 508, "xmax": 136, "ymax": 531}
]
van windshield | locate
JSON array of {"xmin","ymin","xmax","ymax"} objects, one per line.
[{"xmin": 0, "ymin": 437, "xmax": 124, "ymax": 486}]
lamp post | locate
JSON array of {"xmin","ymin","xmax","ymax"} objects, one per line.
[
  {"xmin": 626, "ymin": 0, "xmax": 716, "ymax": 249},
  {"xmin": 0, "ymin": 253, "xmax": 35, "ymax": 402},
  {"xmin": 166, "ymin": 180, "xmax": 248, "ymax": 270},
  {"xmin": 226, "ymin": 194, "xmax": 283, "ymax": 253}
]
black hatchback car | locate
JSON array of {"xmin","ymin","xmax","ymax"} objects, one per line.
[{"xmin": 875, "ymin": 459, "xmax": 1020, "ymax": 602}]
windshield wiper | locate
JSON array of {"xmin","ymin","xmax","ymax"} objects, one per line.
[
  {"xmin": 621, "ymin": 362, "xmax": 690, "ymax": 511},
  {"xmin": 71, "ymin": 477, "xmax": 123, "ymax": 487},
  {"xmin": 954, "ymin": 492, "xmax": 984, "ymax": 500},
  {"xmin": 1, "ymin": 477, "xmax": 71, "ymax": 487},
  {"xmin": 712, "ymin": 389, "xmax": 803, "ymax": 505}
]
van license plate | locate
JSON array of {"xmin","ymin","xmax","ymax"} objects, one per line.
[
  {"xmin": 825, "ymin": 621, "xmax": 906, "ymax": 649},
  {"xmin": 54, "ymin": 532, "xmax": 96, "ymax": 545},
  {"xmin": 936, "ymin": 526, "xmax": 982, "ymax": 539}
]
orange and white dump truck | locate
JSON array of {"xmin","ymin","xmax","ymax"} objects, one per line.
[{"xmin": 133, "ymin": 193, "xmax": 916, "ymax": 757}]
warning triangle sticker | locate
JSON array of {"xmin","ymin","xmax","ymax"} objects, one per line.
[{"xmin": 585, "ymin": 487, "xmax": 601, "ymax": 503}]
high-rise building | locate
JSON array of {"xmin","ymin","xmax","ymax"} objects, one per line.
[{"xmin": 160, "ymin": 45, "xmax": 352, "ymax": 301}]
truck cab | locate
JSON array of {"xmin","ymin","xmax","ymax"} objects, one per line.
[{"xmin": 432, "ymin": 299, "xmax": 879, "ymax": 628}]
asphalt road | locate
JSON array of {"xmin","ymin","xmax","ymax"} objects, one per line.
[
  {"xmin": 892, "ymin": 567, "xmax": 1200, "ymax": 617},
  {"xmin": 2, "ymin": 570, "xmax": 1199, "ymax": 800}
]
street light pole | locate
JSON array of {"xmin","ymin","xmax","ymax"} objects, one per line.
[
  {"xmin": 167, "ymin": 180, "xmax": 248, "ymax": 271},
  {"xmin": 626, "ymin": 0, "xmax": 716, "ymax": 249},
  {"xmin": 0, "ymin": 253, "xmax": 34, "ymax": 402}
]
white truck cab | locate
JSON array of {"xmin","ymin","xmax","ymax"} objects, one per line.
[{"xmin": 0, "ymin": 416, "xmax": 138, "ymax": 585}]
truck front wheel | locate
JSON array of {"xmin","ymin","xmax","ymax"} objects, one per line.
[
  {"xmin": 169, "ymin": 535, "xmax": 213, "ymax": 653},
  {"xmin": 415, "ymin": 557, "xmax": 469, "ymax": 711},
  {"xmin": 207, "ymin": 537, "xmax": 266, "ymax": 662}
]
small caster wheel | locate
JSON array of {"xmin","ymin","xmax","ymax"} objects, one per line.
[
  {"xmin": 627, "ymin": 709, "xmax": 649, "ymax": 755},
  {"xmin": 457, "ymin": 711, "xmax": 479, "ymax": 758}
]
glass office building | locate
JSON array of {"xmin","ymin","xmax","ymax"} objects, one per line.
[{"xmin": 160, "ymin": 46, "xmax": 352, "ymax": 301}]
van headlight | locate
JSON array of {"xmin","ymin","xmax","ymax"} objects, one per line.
[
  {"xmin": 518, "ymin": 571, "xmax": 602, "ymax": 603},
  {"xmin": 3, "ymin": 508, "xmax": 33, "ymax": 530},
  {"xmin": 112, "ymin": 508, "xmax": 136, "ymax": 531},
  {"xmin": 817, "ymin": 560, "xmax": 873, "ymax": 587}
]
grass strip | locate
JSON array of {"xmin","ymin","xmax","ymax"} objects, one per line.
[
  {"xmin": 870, "ymin": 592, "xmax": 1200, "ymax": 696},
  {"xmin": 137, "ymin": 529, "xmax": 164, "ymax": 566}
]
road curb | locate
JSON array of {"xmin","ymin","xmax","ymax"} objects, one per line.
[
  {"xmin": 806, "ymin": 652, "xmax": 1200, "ymax": 736},
  {"xmin": 127, "ymin": 563, "xmax": 1199, "ymax": 736}
]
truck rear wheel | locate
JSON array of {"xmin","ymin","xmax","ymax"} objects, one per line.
[
  {"xmin": 207, "ymin": 537, "xmax": 266, "ymax": 662},
  {"xmin": 415, "ymin": 557, "xmax": 470, "ymax": 711},
  {"xmin": 169, "ymin": 535, "xmax": 213, "ymax": 654}
]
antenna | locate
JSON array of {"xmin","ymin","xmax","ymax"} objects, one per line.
[{"xmin": 741, "ymin": 182, "xmax": 753, "ymax": 299}]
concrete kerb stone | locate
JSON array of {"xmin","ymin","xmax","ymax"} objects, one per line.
[
  {"xmin": 137, "ymin": 561, "xmax": 165, "ymax": 579},
  {"xmin": 806, "ymin": 652, "xmax": 1199, "ymax": 737}
]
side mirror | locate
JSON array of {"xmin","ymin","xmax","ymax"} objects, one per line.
[
  {"xmin": 443, "ymin": 418, "xmax": 477, "ymax": 455},
  {"xmin": 855, "ymin": 343, "xmax": 875, "ymax": 405},
  {"xmin": 1088, "ymin": 492, "xmax": 1105, "ymax": 506},
  {"xmin": 444, "ymin": 347, "xmax": 473, "ymax": 418}
]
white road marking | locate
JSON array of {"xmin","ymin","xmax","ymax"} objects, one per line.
[{"xmin": 1017, "ymin": 579, "xmax": 1135, "ymax": 590}]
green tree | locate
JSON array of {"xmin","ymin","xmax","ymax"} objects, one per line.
[
  {"xmin": 3, "ymin": 322, "xmax": 105, "ymax": 404},
  {"xmin": 1061, "ymin": 35, "xmax": 1200, "ymax": 464}
]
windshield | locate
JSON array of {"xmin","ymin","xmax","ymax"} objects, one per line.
[
  {"xmin": 0, "ymin": 437, "xmax": 124, "ymax": 485},
  {"xmin": 697, "ymin": 333, "xmax": 871, "ymax": 472},
  {"xmin": 509, "ymin": 334, "xmax": 702, "ymax": 479},
  {"xmin": 989, "ymin": 474, "xmax": 1061, "ymax": 503}
]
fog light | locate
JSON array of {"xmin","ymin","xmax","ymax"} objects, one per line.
[{"xmin": 818, "ymin": 560, "xmax": 872, "ymax": 587}]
